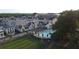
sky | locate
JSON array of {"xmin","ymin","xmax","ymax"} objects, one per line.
[{"xmin": 0, "ymin": 0, "xmax": 79, "ymax": 13}]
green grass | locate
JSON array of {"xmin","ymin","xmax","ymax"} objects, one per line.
[{"xmin": 0, "ymin": 35, "xmax": 44, "ymax": 49}]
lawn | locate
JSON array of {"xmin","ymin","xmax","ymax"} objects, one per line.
[{"xmin": 0, "ymin": 35, "xmax": 45, "ymax": 49}]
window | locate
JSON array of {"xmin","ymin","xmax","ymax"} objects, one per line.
[{"xmin": 1, "ymin": 34, "xmax": 3, "ymax": 36}]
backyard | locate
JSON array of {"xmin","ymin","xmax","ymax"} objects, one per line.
[{"xmin": 0, "ymin": 35, "xmax": 45, "ymax": 49}]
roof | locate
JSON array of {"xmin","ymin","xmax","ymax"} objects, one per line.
[{"xmin": 0, "ymin": 30, "xmax": 4, "ymax": 32}]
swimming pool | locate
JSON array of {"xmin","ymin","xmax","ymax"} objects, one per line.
[{"xmin": 34, "ymin": 29, "xmax": 55, "ymax": 39}]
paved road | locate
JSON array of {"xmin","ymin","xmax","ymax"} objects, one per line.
[{"xmin": 12, "ymin": 32, "xmax": 27, "ymax": 38}]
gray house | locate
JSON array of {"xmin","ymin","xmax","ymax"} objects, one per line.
[{"xmin": 0, "ymin": 17, "xmax": 16, "ymax": 36}]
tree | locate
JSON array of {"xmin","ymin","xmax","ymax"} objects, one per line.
[{"xmin": 51, "ymin": 10, "xmax": 79, "ymax": 48}]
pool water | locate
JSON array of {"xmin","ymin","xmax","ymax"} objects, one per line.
[{"xmin": 35, "ymin": 29, "xmax": 55, "ymax": 39}]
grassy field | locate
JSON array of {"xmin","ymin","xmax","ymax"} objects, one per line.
[{"xmin": 0, "ymin": 35, "xmax": 44, "ymax": 49}]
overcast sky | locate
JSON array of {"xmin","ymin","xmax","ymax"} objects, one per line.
[{"xmin": 0, "ymin": 0, "xmax": 79, "ymax": 13}]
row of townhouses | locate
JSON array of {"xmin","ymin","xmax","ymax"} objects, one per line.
[{"xmin": 0, "ymin": 13, "xmax": 58, "ymax": 39}]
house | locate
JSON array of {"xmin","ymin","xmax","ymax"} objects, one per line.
[
  {"xmin": 15, "ymin": 18, "xmax": 28, "ymax": 32},
  {"xmin": 3, "ymin": 26, "xmax": 15, "ymax": 36},
  {"xmin": 0, "ymin": 17, "xmax": 16, "ymax": 35},
  {"xmin": 0, "ymin": 26, "xmax": 5, "ymax": 41}
]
